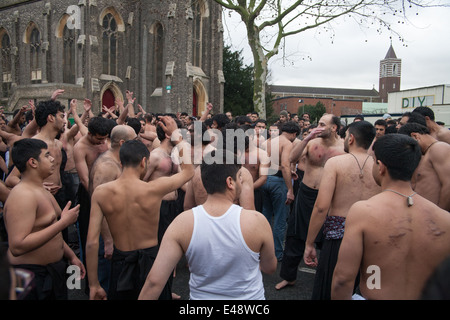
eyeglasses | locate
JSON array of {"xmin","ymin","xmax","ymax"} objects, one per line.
[{"xmin": 14, "ymin": 268, "xmax": 34, "ymax": 300}]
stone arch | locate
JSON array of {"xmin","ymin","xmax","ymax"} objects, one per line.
[
  {"xmin": 55, "ymin": 14, "xmax": 71, "ymax": 38},
  {"xmin": 99, "ymin": 7, "xmax": 125, "ymax": 32},
  {"xmin": 0, "ymin": 27, "xmax": 10, "ymax": 46},
  {"xmin": 193, "ymin": 78, "xmax": 208, "ymax": 117},
  {"xmin": 23, "ymin": 21, "xmax": 40, "ymax": 44},
  {"xmin": 100, "ymin": 82, "xmax": 124, "ymax": 109}
]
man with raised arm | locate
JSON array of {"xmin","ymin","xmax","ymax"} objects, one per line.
[
  {"xmin": 86, "ymin": 116, "xmax": 194, "ymax": 300},
  {"xmin": 139, "ymin": 149, "xmax": 276, "ymax": 300},
  {"xmin": 276, "ymin": 114, "xmax": 344, "ymax": 290}
]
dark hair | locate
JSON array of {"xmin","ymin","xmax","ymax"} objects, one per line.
[
  {"xmin": 385, "ymin": 125, "xmax": 398, "ymax": 134},
  {"xmin": 331, "ymin": 115, "xmax": 341, "ymax": 132},
  {"xmin": 211, "ymin": 113, "xmax": 230, "ymax": 130},
  {"xmin": 354, "ymin": 115, "xmax": 365, "ymax": 121},
  {"xmin": 201, "ymin": 150, "xmax": 241, "ymax": 194},
  {"xmin": 156, "ymin": 116, "xmax": 182, "ymax": 141},
  {"xmin": 421, "ymin": 255, "xmax": 450, "ymax": 300},
  {"xmin": 88, "ymin": 116, "xmax": 112, "ymax": 136},
  {"xmin": 235, "ymin": 116, "xmax": 252, "ymax": 126},
  {"xmin": 373, "ymin": 134, "xmax": 421, "ymax": 181},
  {"xmin": 413, "ymin": 106, "xmax": 435, "ymax": 121},
  {"xmin": 281, "ymin": 121, "xmax": 300, "ymax": 135},
  {"xmin": 221, "ymin": 123, "xmax": 249, "ymax": 155},
  {"xmin": 204, "ymin": 118, "xmax": 213, "ymax": 129},
  {"xmin": 126, "ymin": 118, "xmax": 142, "ymax": 135},
  {"xmin": 12, "ymin": 138, "xmax": 48, "ymax": 173},
  {"xmin": 374, "ymin": 119, "xmax": 387, "ymax": 128},
  {"xmin": 34, "ymin": 100, "xmax": 65, "ymax": 128},
  {"xmin": 398, "ymin": 122, "xmax": 430, "ymax": 136},
  {"xmin": 347, "ymin": 120, "xmax": 376, "ymax": 150},
  {"xmin": 407, "ymin": 112, "xmax": 428, "ymax": 127},
  {"xmin": 119, "ymin": 140, "xmax": 150, "ymax": 168}
]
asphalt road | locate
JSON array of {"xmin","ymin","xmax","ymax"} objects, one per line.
[{"xmin": 68, "ymin": 254, "xmax": 316, "ymax": 301}]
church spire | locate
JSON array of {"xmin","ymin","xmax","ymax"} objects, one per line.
[{"xmin": 385, "ymin": 44, "xmax": 397, "ymax": 59}]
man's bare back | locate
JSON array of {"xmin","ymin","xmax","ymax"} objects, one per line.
[
  {"xmin": 411, "ymin": 141, "xmax": 450, "ymax": 211},
  {"xmin": 91, "ymin": 177, "xmax": 164, "ymax": 251},
  {"xmin": 323, "ymin": 154, "xmax": 380, "ymax": 217},
  {"xmin": 347, "ymin": 193, "xmax": 450, "ymax": 299}
]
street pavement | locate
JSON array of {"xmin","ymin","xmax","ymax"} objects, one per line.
[
  {"xmin": 171, "ymin": 255, "xmax": 316, "ymax": 300},
  {"xmin": 68, "ymin": 254, "xmax": 316, "ymax": 301}
]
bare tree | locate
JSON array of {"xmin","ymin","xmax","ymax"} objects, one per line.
[{"xmin": 213, "ymin": 0, "xmax": 449, "ymax": 119}]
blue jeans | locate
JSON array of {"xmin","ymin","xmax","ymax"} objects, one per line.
[{"xmin": 261, "ymin": 175, "xmax": 289, "ymax": 260}]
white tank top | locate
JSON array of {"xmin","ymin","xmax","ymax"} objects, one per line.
[{"xmin": 186, "ymin": 204, "xmax": 265, "ymax": 300}]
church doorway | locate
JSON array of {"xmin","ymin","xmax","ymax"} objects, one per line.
[
  {"xmin": 102, "ymin": 89, "xmax": 115, "ymax": 110},
  {"xmin": 100, "ymin": 83, "xmax": 123, "ymax": 113}
]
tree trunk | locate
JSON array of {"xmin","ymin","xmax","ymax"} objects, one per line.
[{"xmin": 248, "ymin": 26, "xmax": 268, "ymax": 119}]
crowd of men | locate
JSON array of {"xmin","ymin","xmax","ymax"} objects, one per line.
[{"xmin": 0, "ymin": 88, "xmax": 450, "ymax": 300}]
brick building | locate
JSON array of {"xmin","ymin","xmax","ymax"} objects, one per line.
[
  {"xmin": 0, "ymin": 0, "xmax": 224, "ymax": 116},
  {"xmin": 270, "ymin": 45, "xmax": 401, "ymax": 118},
  {"xmin": 271, "ymin": 86, "xmax": 380, "ymax": 117}
]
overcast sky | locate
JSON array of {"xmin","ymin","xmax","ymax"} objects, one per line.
[{"xmin": 222, "ymin": 4, "xmax": 450, "ymax": 92}]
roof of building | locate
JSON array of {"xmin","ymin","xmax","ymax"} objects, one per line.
[
  {"xmin": 270, "ymin": 85, "xmax": 380, "ymax": 98},
  {"xmin": 384, "ymin": 44, "xmax": 398, "ymax": 59}
]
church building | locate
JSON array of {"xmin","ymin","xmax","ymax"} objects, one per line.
[{"xmin": 0, "ymin": 0, "xmax": 225, "ymax": 116}]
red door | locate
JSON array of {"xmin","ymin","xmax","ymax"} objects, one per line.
[{"xmin": 102, "ymin": 89, "xmax": 115, "ymax": 112}]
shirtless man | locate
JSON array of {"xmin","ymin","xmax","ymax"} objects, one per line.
[
  {"xmin": 4, "ymin": 139, "xmax": 84, "ymax": 300},
  {"xmin": 87, "ymin": 125, "xmax": 138, "ymax": 289},
  {"xmin": 243, "ymin": 126, "xmax": 269, "ymax": 212},
  {"xmin": 73, "ymin": 116, "xmax": 111, "ymax": 271},
  {"xmin": 304, "ymin": 121, "xmax": 381, "ymax": 299},
  {"xmin": 260, "ymin": 121, "xmax": 300, "ymax": 261},
  {"xmin": 138, "ymin": 150, "xmax": 276, "ymax": 300},
  {"xmin": 6, "ymin": 100, "xmax": 66, "ymax": 200},
  {"xmin": 413, "ymin": 106, "xmax": 450, "ymax": 144},
  {"xmin": 276, "ymin": 114, "xmax": 344, "ymax": 290},
  {"xmin": 332, "ymin": 134, "xmax": 450, "ymax": 299},
  {"xmin": 143, "ymin": 116, "xmax": 184, "ymax": 243},
  {"xmin": 86, "ymin": 117, "xmax": 194, "ymax": 300},
  {"xmin": 398, "ymin": 123, "xmax": 450, "ymax": 211},
  {"xmin": 183, "ymin": 123, "xmax": 257, "ymax": 211}
]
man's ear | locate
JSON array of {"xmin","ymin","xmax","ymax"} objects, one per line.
[
  {"xmin": 377, "ymin": 160, "xmax": 387, "ymax": 176},
  {"xmin": 141, "ymin": 157, "xmax": 147, "ymax": 168},
  {"xmin": 28, "ymin": 157, "xmax": 38, "ymax": 169},
  {"xmin": 348, "ymin": 133, "xmax": 355, "ymax": 145},
  {"xmin": 226, "ymin": 176, "xmax": 234, "ymax": 190},
  {"xmin": 410, "ymin": 132, "xmax": 420, "ymax": 141},
  {"xmin": 47, "ymin": 114, "xmax": 55, "ymax": 123}
]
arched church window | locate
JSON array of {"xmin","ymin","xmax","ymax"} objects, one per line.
[
  {"xmin": 154, "ymin": 23, "xmax": 164, "ymax": 88},
  {"xmin": 30, "ymin": 27, "xmax": 41, "ymax": 83},
  {"xmin": 63, "ymin": 24, "xmax": 76, "ymax": 83},
  {"xmin": 102, "ymin": 13, "xmax": 118, "ymax": 76},
  {"xmin": 192, "ymin": 1, "xmax": 205, "ymax": 67},
  {"xmin": 1, "ymin": 31, "xmax": 12, "ymax": 97}
]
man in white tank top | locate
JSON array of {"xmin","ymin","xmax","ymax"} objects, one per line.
[{"xmin": 139, "ymin": 150, "xmax": 277, "ymax": 300}]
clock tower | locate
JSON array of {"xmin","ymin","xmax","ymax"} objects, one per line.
[{"xmin": 379, "ymin": 44, "xmax": 401, "ymax": 103}]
